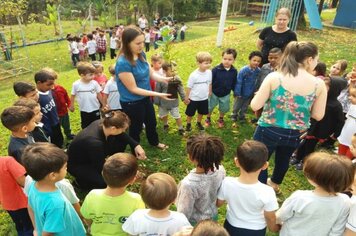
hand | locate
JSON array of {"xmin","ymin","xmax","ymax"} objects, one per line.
[
  {"xmin": 162, "ymin": 76, "xmax": 174, "ymax": 84},
  {"xmin": 172, "ymin": 226, "xmax": 193, "ymax": 236},
  {"xmin": 159, "ymin": 93, "xmax": 174, "ymax": 101},
  {"xmin": 134, "ymin": 145, "xmax": 147, "ymax": 160},
  {"xmin": 69, "ymin": 105, "xmax": 74, "ymax": 112},
  {"xmin": 184, "ymin": 98, "xmax": 190, "ymax": 105},
  {"xmin": 101, "ymin": 105, "xmax": 110, "ymax": 112}
]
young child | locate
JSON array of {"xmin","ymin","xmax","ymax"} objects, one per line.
[
  {"xmin": 217, "ymin": 140, "xmax": 279, "ymax": 235},
  {"xmin": 255, "ymin": 48, "xmax": 282, "ymax": 91},
  {"xmin": 1, "ymin": 106, "xmax": 36, "ymax": 163},
  {"xmin": 13, "ymin": 98, "xmax": 49, "ymax": 143},
  {"xmin": 103, "ymin": 64, "xmax": 122, "ymax": 111},
  {"xmin": 81, "ymin": 153, "xmax": 145, "ymax": 235},
  {"xmin": 92, "ymin": 61, "xmax": 108, "ymax": 94},
  {"xmin": 330, "ymin": 59, "xmax": 348, "ymax": 78},
  {"xmin": 0, "ymin": 156, "xmax": 33, "ymax": 235},
  {"xmin": 87, "ymin": 33, "xmax": 97, "ymax": 61},
  {"xmin": 77, "ymin": 36, "xmax": 85, "ymax": 61},
  {"xmin": 276, "ymin": 152, "xmax": 353, "ymax": 236},
  {"xmin": 338, "ymin": 62, "xmax": 356, "ymax": 118},
  {"xmin": 338, "ymin": 84, "xmax": 356, "ymax": 159},
  {"xmin": 22, "ymin": 142, "xmax": 86, "ymax": 236},
  {"xmin": 345, "ymin": 154, "xmax": 356, "ymax": 235},
  {"xmin": 13, "ymin": 81, "xmax": 39, "ymax": 102},
  {"xmin": 123, "ymin": 173, "xmax": 191, "ymax": 235},
  {"xmin": 205, "ymin": 48, "xmax": 237, "ymax": 128},
  {"xmin": 96, "ymin": 30, "xmax": 107, "ymax": 61},
  {"xmin": 185, "ymin": 52, "xmax": 212, "ymax": 131},
  {"xmin": 231, "ymin": 51, "xmax": 262, "ymax": 122},
  {"xmin": 70, "ymin": 36, "xmax": 80, "ymax": 67},
  {"xmin": 154, "ymin": 62, "xmax": 186, "ymax": 135},
  {"xmin": 150, "ymin": 54, "xmax": 163, "ymax": 93},
  {"xmin": 69, "ymin": 61, "xmax": 103, "ymax": 129},
  {"xmin": 180, "ymin": 23, "xmax": 188, "ymax": 41},
  {"xmin": 109, "ymin": 32, "xmax": 118, "ymax": 59},
  {"xmin": 34, "ymin": 68, "xmax": 64, "ymax": 148},
  {"xmin": 144, "ymin": 28, "xmax": 151, "ymax": 52},
  {"xmin": 176, "ymin": 134, "xmax": 225, "ymax": 224},
  {"xmin": 313, "ymin": 61, "xmax": 327, "ymax": 80}
]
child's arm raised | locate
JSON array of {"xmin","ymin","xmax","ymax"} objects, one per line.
[{"xmin": 264, "ymin": 210, "xmax": 280, "ymax": 232}]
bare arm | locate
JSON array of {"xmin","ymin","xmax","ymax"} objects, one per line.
[
  {"xmin": 257, "ymin": 39, "xmax": 264, "ymax": 50},
  {"xmin": 250, "ymin": 76, "xmax": 272, "ymax": 111},
  {"xmin": 16, "ymin": 175, "xmax": 25, "ymax": 187},
  {"xmin": 69, "ymin": 95, "xmax": 75, "ymax": 112},
  {"xmin": 150, "ymin": 67, "xmax": 171, "ymax": 83},
  {"xmin": 311, "ymin": 81, "xmax": 327, "ymax": 121},
  {"xmin": 344, "ymin": 229, "xmax": 356, "ymax": 236},
  {"xmin": 264, "ymin": 210, "xmax": 280, "ymax": 233},
  {"xmin": 28, "ymin": 205, "xmax": 37, "ymax": 235},
  {"xmin": 216, "ymin": 199, "xmax": 225, "ymax": 207},
  {"xmin": 102, "ymin": 94, "xmax": 109, "ymax": 109},
  {"xmin": 208, "ymin": 84, "xmax": 212, "ymax": 97},
  {"xmin": 184, "ymin": 88, "xmax": 191, "ymax": 105},
  {"xmin": 42, "ymin": 232, "xmax": 54, "ymax": 236}
]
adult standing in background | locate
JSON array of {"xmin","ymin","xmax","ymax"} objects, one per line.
[
  {"xmin": 138, "ymin": 14, "xmax": 148, "ymax": 31},
  {"xmin": 153, "ymin": 13, "xmax": 161, "ymax": 26},
  {"xmin": 257, "ymin": 8, "xmax": 297, "ymax": 65},
  {"xmin": 116, "ymin": 25, "xmax": 171, "ymax": 150}
]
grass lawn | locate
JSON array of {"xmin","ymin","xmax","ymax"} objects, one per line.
[{"xmin": 0, "ymin": 13, "xmax": 355, "ymax": 235}]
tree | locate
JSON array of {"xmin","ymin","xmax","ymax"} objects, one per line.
[
  {"xmin": 0, "ymin": 0, "xmax": 28, "ymax": 24},
  {"xmin": 318, "ymin": 0, "xmax": 325, "ymax": 14},
  {"xmin": 44, "ymin": 4, "xmax": 59, "ymax": 35}
]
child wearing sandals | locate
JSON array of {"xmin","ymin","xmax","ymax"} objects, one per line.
[
  {"xmin": 176, "ymin": 134, "xmax": 225, "ymax": 225},
  {"xmin": 277, "ymin": 152, "xmax": 353, "ymax": 236}
]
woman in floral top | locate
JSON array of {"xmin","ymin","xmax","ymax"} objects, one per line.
[{"xmin": 250, "ymin": 41, "xmax": 327, "ymax": 193}]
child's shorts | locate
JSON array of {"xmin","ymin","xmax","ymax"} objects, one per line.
[
  {"xmin": 158, "ymin": 106, "xmax": 181, "ymax": 119},
  {"xmin": 208, "ymin": 93, "xmax": 230, "ymax": 113},
  {"xmin": 185, "ymin": 99, "xmax": 208, "ymax": 116}
]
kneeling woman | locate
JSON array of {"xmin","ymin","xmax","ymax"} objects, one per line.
[{"xmin": 67, "ymin": 111, "xmax": 146, "ymax": 190}]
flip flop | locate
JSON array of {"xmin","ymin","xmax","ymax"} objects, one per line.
[{"xmin": 156, "ymin": 143, "xmax": 169, "ymax": 150}]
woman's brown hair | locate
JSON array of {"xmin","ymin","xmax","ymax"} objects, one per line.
[
  {"xmin": 102, "ymin": 111, "xmax": 130, "ymax": 129},
  {"xmin": 119, "ymin": 25, "xmax": 145, "ymax": 66}
]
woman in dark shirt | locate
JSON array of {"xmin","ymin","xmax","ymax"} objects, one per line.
[
  {"xmin": 67, "ymin": 111, "xmax": 146, "ymax": 190},
  {"xmin": 257, "ymin": 8, "xmax": 297, "ymax": 65}
]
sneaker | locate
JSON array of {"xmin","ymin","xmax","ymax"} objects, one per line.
[
  {"xmin": 186, "ymin": 123, "xmax": 192, "ymax": 132},
  {"xmin": 205, "ymin": 118, "xmax": 211, "ymax": 127},
  {"xmin": 197, "ymin": 122, "xmax": 205, "ymax": 131},
  {"xmin": 289, "ymin": 157, "xmax": 300, "ymax": 165},
  {"xmin": 296, "ymin": 162, "xmax": 303, "ymax": 171},
  {"xmin": 178, "ymin": 129, "xmax": 185, "ymax": 135},
  {"xmin": 218, "ymin": 119, "xmax": 224, "ymax": 128},
  {"xmin": 163, "ymin": 124, "xmax": 169, "ymax": 131}
]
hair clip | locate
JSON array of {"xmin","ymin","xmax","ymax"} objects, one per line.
[{"xmin": 104, "ymin": 111, "xmax": 114, "ymax": 118}]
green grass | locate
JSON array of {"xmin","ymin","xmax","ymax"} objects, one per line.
[{"xmin": 0, "ymin": 16, "xmax": 355, "ymax": 235}]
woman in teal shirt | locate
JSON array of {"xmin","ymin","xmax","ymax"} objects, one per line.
[
  {"xmin": 116, "ymin": 26, "xmax": 171, "ymax": 149},
  {"xmin": 251, "ymin": 41, "xmax": 327, "ymax": 193}
]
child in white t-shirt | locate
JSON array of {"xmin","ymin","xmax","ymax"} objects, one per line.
[
  {"xmin": 86, "ymin": 33, "xmax": 97, "ymax": 61},
  {"xmin": 122, "ymin": 173, "xmax": 191, "ymax": 235},
  {"xmin": 184, "ymin": 52, "xmax": 212, "ymax": 131},
  {"xmin": 69, "ymin": 62, "xmax": 103, "ymax": 129},
  {"xmin": 217, "ymin": 140, "xmax": 279, "ymax": 236},
  {"xmin": 277, "ymin": 152, "xmax": 353, "ymax": 236},
  {"xmin": 109, "ymin": 33, "xmax": 118, "ymax": 59},
  {"xmin": 176, "ymin": 134, "xmax": 225, "ymax": 224},
  {"xmin": 144, "ymin": 28, "xmax": 151, "ymax": 52},
  {"xmin": 103, "ymin": 65, "xmax": 121, "ymax": 111}
]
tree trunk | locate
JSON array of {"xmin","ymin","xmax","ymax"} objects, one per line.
[
  {"xmin": 318, "ymin": 0, "xmax": 325, "ymax": 14},
  {"xmin": 297, "ymin": 2, "xmax": 306, "ymax": 30}
]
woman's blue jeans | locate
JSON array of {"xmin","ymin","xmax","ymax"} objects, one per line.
[{"xmin": 253, "ymin": 125, "xmax": 301, "ymax": 184}]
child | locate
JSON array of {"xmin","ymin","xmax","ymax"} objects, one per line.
[
  {"xmin": 0, "ymin": 156, "xmax": 33, "ymax": 235},
  {"xmin": 22, "ymin": 142, "xmax": 86, "ymax": 236},
  {"xmin": 339, "ymin": 62, "xmax": 356, "ymax": 117},
  {"xmin": 338, "ymin": 84, "xmax": 356, "ymax": 159},
  {"xmin": 150, "ymin": 54, "xmax": 163, "ymax": 93},
  {"xmin": 144, "ymin": 28, "xmax": 150, "ymax": 52},
  {"xmin": 34, "ymin": 68, "xmax": 64, "ymax": 148},
  {"xmin": 109, "ymin": 32, "xmax": 118, "ymax": 59},
  {"xmin": 103, "ymin": 64, "xmax": 122, "ymax": 111},
  {"xmin": 276, "ymin": 152, "xmax": 353, "ymax": 236},
  {"xmin": 96, "ymin": 30, "xmax": 107, "ymax": 61},
  {"xmin": 154, "ymin": 62, "xmax": 186, "ymax": 135},
  {"xmin": 13, "ymin": 81, "xmax": 39, "ymax": 102},
  {"xmin": 217, "ymin": 140, "xmax": 279, "ymax": 235},
  {"xmin": 13, "ymin": 98, "xmax": 49, "ymax": 143},
  {"xmin": 176, "ymin": 134, "xmax": 225, "ymax": 224},
  {"xmin": 70, "ymin": 36, "xmax": 80, "ymax": 67},
  {"xmin": 81, "ymin": 153, "xmax": 145, "ymax": 235},
  {"xmin": 313, "ymin": 61, "xmax": 327, "ymax": 80},
  {"xmin": 330, "ymin": 59, "xmax": 348, "ymax": 78},
  {"xmin": 92, "ymin": 61, "xmax": 108, "ymax": 93},
  {"xmin": 205, "ymin": 48, "xmax": 237, "ymax": 128},
  {"xmin": 231, "ymin": 51, "xmax": 262, "ymax": 122},
  {"xmin": 123, "ymin": 173, "xmax": 191, "ymax": 235},
  {"xmin": 77, "ymin": 36, "xmax": 85, "ymax": 61},
  {"xmin": 69, "ymin": 62, "xmax": 103, "ymax": 129},
  {"xmin": 1, "ymin": 106, "xmax": 36, "ymax": 163},
  {"xmin": 185, "ymin": 52, "xmax": 212, "ymax": 131},
  {"xmin": 345, "ymin": 154, "xmax": 356, "ymax": 235},
  {"xmin": 180, "ymin": 23, "xmax": 188, "ymax": 41},
  {"xmin": 87, "ymin": 33, "xmax": 97, "ymax": 61}
]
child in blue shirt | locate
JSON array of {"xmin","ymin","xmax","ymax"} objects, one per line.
[
  {"xmin": 23, "ymin": 142, "xmax": 86, "ymax": 236},
  {"xmin": 231, "ymin": 51, "xmax": 262, "ymax": 122}
]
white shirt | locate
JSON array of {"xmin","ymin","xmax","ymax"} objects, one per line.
[
  {"xmin": 87, "ymin": 40, "xmax": 97, "ymax": 55},
  {"xmin": 277, "ymin": 190, "xmax": 350, "ymax": 236},
  {"xmin": 122, "ymin": 209, "xmax": 191, "ymax": 236},
  {"xmin": 144, "ymin": 32, "xmax": 150, "ymax": 43},
  {"xmin": 187, "ymin": 69, "xmax": 212, "ymax": 101},
  {"xmin": 103, "ymin": 78, "xmax": 121, "ymax": 110},
  {"xmin": 77, "ymin": 42, "xmax": 85, "ymax": 51},
  {"xmin": 71, "ymin": 79, "xmax": 102, "ymax": 112},
  {"xmin": 180, "ymin": 25, "xmax": 188, "ymax": 32},
  {"xmin": 347, "ymin": 195, "xmax": 356, "ymax": 232},
  {"xmin": 217, "ymin": 177, "xmax": 278, "ymax": 230},
  {"xmin": 70, "ymin": 41, "xmax": 79, "ymax": 54},
  {"xmin": 138, "ymin": 18, "xmax": 148, "ymax": 29},
  {"xmin": 110, "ymin": 36, "xmax": 117, "ymax": 49},
  {"xmin": 338, "ymin": 104, "xmax": 356, "ymax": 146}
]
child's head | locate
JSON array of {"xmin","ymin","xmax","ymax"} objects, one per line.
[
  {"xmin": 151, "ymin": 54, "xmax": 163, "ymax": 70},
  {"xmin": 191, "ymin": 220, "xmax": 229, "ymax": 236},
  {"xmin": 92, "ymin": 61, "xmax": 104, "ymax": 75},
  {"xmin": 236, "ymin": 140, "xmax": 268, "ymax": 173},
  {"xmin": 221, "ymin": 48, "xmax": 237, "ymax": 69},
  {"xmin": 140, "ymin": 172, "xmax": 177, "ymax": 210},
  {"xmin": 161, "ymin": 62, "xmax": 175, "ymax": 77},
  {"xmin": 330, "ymin": 59, "xmax": 348, "ymax": 77},
  {"xmin": 13, "ymin": 81, "xmax": 39, "ymax": 101},
  {"xmin": 1, "ymin": 106, "xmax": 36, "ymax": 133},
  {"xmin": 248, "ymin": 51, "xmax": 263, "ymax": 69},
  {"xmin": 313, "ymin": 62, "xmax": 327, "ymax": 77},
  {"xmin": 77, "ymin": 62, "xmax": 96, "ymax": 81},
  {"xmin": 304, "ymin": 152, "xmax": 354, "ymax": 194},
  {"xmin": 349, "ymin": 84, "xmax": 356, "ymax": 105},
  {"xmin": 268, "ymin": 48, "xmax": 282, "ymax": 68},
  {"xmin": 108, "ymin": 64, "xmax": 116, "ymax": 76},
  {"xmin": 75, "ymin": 36, "xmax": 81, "ymax": 42},
  {"xmin": 87, "ymin": 33, "xmax": 93, "ymax": 40},
  {"xmin": 196, "ymin": 52, "xmax": 212, "ymax": 71},
  {"xmin": 13, "ymin": 98, "xmax": 42, "ymax": 123},
  {"xmin": 102, "ymin": 153, "xmax": 138, "ymax": 188},
  {"xmin": 102, "ymin": 111, "xmax": 130, "ymax": 135},
  {"xmin": 186, "ymin": 134, "xmax": 224, "ymax": 173},
  {"xmin": 350, "ymin": 133, "xmax": 356, "ymax": 158},
  {"xmin": 22, "ymin": 143, "xmax": 68, "ymax": 182},
  {"xmin": 34, "ymin": 68, "xmax": 57, "ymax": 92}
]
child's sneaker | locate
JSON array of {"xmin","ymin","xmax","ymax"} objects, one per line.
[
  {"xmin": 197, "ymin": 122, "xmax": 205, "ymax": 131},
  {"xmin": 295, "ymin": 162, "xmax": 303, "ymax": 171},
  {"xmin": 178, "ymin": 128, "xmax": 185, "ymax": 136},
  {"xmin": 163, "ymin": 124, "xmax": 169, "ymax": 131},
  {"xmin": 218, "ymin": 118, "xmax": 224, "ymax": 128},
  {"xmin": 289, "ymin": 156, "xmax": 299, "ymax": 165},
  {"xmin": 186, "ymin": 123, "xmax": 192, "ymax": 132},
  {"xmin": 205, "ymin": 118, "xmax": 211, "ymax": 127}
]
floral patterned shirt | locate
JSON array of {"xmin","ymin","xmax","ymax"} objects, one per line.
[{"xmin": 258, "ymin": 78, "xmax": 317, "ymax": 130}]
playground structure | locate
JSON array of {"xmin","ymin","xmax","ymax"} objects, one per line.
[
  {"xmin": 333, "ymin": 0, "xmax": 356, "ymax": 29},
  {"xmin": 0, "ymin": 25, "xmax": 31, "ymax": 80}
]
